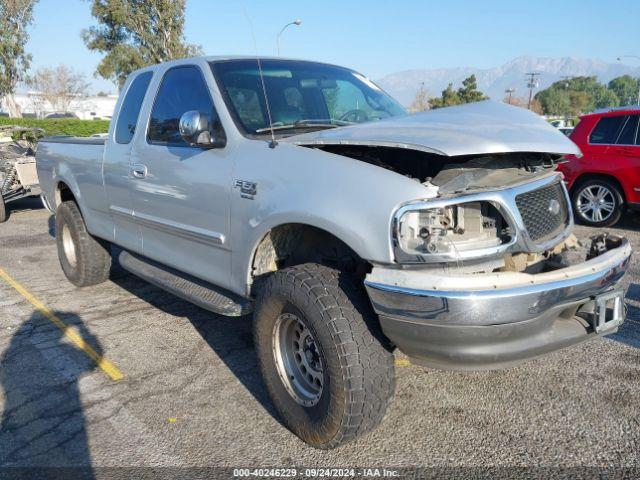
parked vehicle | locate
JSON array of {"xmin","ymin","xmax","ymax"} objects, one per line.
[
  {"xmin": 0, "ymin": 126, "xmax": 43, "ymax": 222},
  {"xmin": 44, "ymin": 112, "xmax": 79, "ymax": 119},
  {"xmin": 36, "ymin": 57, "xmax": 631, "ymax": 448},
  {"xmin": 558, "ymin": 126, "xmax": 574, "ymax": 137},
  {"xmin": 558, "ymin": 107, "xmax": 640, "ymax": 227},
  {"xmin": 550, "ymin": 119, "xmax": 569, "ymax": 128}
]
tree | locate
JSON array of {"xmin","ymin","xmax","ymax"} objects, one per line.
[
  {"xmin": 429, "ymin": 83, "xmax": 460, "ymax": 109},
  {"xmin": 529, "ymin": 98, "xmax": 543, "ymax": 115},
  {"xmin": 27, "ymin": 65, "xmax": 90, "ymax": 114},
  {"xmin": 457, "ymin": 74, "xmax": 487, "ymax": 103},
  {"xmin": 0, "ymin": 0, "xmax": 37, "ymax": 117},
  {"xmin": 409, "ymin": 83, "xmax": 429, "ymax": 112},
  {"xmin": 82, "ymin": 0, "xmax": 203, "ymax": 89},
  {"xmin": 536, "ymin": 87, "xmax": 571, "ymax": 116},
  {"xmin": 567, "ymin": 90, "xmax": 590, "ymax": 114},
  {"xmin": 535, "ymin": 76, "xmax": 619, "ymax": 116},
  {"xmin": 593, "ymin": 88, "xmax": 620, "ymax": 110},
  {"xmin": 608, "ymin": 75, "xmax": 640, "ymax": 106},
  {"xmin": 429, "ymin": 75, "xmax": 487, "ymax": 109}
]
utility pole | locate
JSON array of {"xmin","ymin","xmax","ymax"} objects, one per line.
[
  {"xmin": 505, "ymin": 88, "xmax": 515, "ymax": 104},
  {"xmin": 525, "ymin": 72, "xmax": 541, "ymax": 110}
]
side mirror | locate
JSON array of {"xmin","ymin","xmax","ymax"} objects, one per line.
[{"xmin": 178, "ymin": 110, "xmax": 226, "ymax": 148}]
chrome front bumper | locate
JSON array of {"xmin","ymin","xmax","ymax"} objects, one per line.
[{"xmin": 365, "ymin": 238, "xmax": 631, "ymax": 370}]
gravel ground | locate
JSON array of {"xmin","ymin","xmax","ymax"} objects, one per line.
[{"xmin": 0, "ymin": 198, "xmax": 638, "ymax": 475}]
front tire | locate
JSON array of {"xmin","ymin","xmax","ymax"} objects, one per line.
[
  {"xmin": 572, "ymin": 178, "xmax": 624, "ymax": 227},
  {"xmin": 253, "ymin": 263, "xmax": 395, "ymax": 449},
  {"xmin": 56, "ymin": 201, "xmax": 112, "ymax": 287}
]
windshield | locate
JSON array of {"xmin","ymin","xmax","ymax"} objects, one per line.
[{"xmin": 210, "ymin": 59, "xmax": 406, "ymax": 135}]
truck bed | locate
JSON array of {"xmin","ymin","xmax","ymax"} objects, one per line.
[
  {"xmin": 36, "ymin": 136, "xmax": 108, "ymax": 236},
  {"xmin": 41, "ymin": 136, "xmax": 106, "ymax": 146}
]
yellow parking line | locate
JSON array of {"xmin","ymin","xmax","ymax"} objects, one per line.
[
  {"xmin": 0, "ymin": 267, "xmax": 123, "ymax": 381},
  {"xmin": 395, "ymin": 358, "xmax": 411, "ymax": 367}
]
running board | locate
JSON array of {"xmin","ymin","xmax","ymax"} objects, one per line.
[{"xmin": 117, "ymin": 250, "xmax": 252, "ymax": 317}]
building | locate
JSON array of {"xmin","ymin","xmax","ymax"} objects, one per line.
[{"xmin": 1, "ymin": 92, "xmax": 118, "ymax": 120}]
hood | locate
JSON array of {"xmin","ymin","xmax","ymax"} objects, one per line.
[{"xmin": 283, "ymin": 101, "xmax": 580, "ymax": 157}]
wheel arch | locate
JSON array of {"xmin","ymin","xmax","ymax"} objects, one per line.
[
  {"xmin": 247, "ymin": 222, "xmax": 372, "ymax": 295},
  {"xmin": 570, "ymin": 173, "xmax": 626, "ymax": 203},
  {"xmin": 55, "ymin": 180, "xmax": 78, "ymax": 207}
]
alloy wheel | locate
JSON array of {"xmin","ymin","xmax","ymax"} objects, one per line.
[{"xmin": 576, "ymin": 185, "xmax": 616, "ymax": 223}]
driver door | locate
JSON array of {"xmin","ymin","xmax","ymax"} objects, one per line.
[{"xmin": 130, "ymin": 64, "xmax": 233, "ymax": 289}]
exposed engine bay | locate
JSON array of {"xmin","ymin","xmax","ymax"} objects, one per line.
[
  {"xmin": 312, "ymin": 144, "xmax": 583, "ymax": 275},
  {"xmin": 315, "ymin": 145, "xmax": 560, "ymax": 194}
]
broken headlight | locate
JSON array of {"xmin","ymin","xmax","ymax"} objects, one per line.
[{"xmin": 393, "ymin": 201, "xmax": 514, "ymax": 263}]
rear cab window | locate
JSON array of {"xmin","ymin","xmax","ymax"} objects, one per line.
[
  {"xmin": 589, "ymin": 115, "xmax": 627, "ymax": 144},
  {"xmin": 115, "ymin": 71, "xmax": 153, "ymax": 144}
]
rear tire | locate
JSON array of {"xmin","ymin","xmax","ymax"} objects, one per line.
[
  {"xmin": 56, "ymin": 201, "xmax": 112, "ymax": 287},
  {"xmin": 253, "ymin": 263, "xmax": 395, "ymax": 449},
  {"xmin": 0, "ymin": 195, "xmax": 6, "ymax": 223},
  {"xmin": 572, "ymin": 178, "xmax": 624, "ymax": 227}
]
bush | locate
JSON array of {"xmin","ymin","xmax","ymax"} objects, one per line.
[{"xmin": 0, "ymin": 117, "xmax": 110, "ymax": 138}]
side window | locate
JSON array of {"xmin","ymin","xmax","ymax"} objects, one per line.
[
  {"xmin": 148, "ymin": 66, "xmax": 218, "ymax": 146},
  {"xmin": 115, "ymin": 71, "xmax": 152, "ymax": 144},
  {"xmin": 589, "ymin": 115, "xmax": 627, "ymax": 144},
  {"xmin": 617, "ymin": 115, "xmax": 639, "ymax": 145}
]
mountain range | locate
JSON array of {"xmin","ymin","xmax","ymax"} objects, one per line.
[{"xmin": 376, "ymin": 56, "xmax": 640, "ymax": 106}]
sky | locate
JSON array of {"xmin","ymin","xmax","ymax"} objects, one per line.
[{"xmin": 26, "ymin": 0, "xmax": 640, "ymax": 94}]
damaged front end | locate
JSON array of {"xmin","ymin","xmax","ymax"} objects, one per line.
[
  {"xmin": 391, "ymin": 170, "xmax": 571, "ymax": 269},
  {"xmin": 353, "ymin": 147, "xmax": 630, "ymax": 370},
  {"xmin": 362, "ymin": 161, "xmax": 631, "ymax": 370},
  {"xmin": 364, "ymin": 231, "xmax": 630, "ymax": 371},
  {"xmin": 300, "ymin": 136, "xmax": 577, "ymax": 273},
  {"xmin": 289, "ymin": 101, "xmax": 630, "ymax": 369}
]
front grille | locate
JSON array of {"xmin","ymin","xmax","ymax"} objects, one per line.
[{"xmin": 515, "ymin": 181, "xmax": 569, "ymax": 243}]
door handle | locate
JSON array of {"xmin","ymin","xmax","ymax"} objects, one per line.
[{"xmin": 131, "ymin": 164, "xmax": 148, "ymax": 179}]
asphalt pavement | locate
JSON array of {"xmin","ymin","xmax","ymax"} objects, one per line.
[{"xmin": 0, "ymin": 197, "xmax": 638, "ymax": 475}]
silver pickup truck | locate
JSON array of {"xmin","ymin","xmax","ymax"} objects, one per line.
[{"xmin": 36, "ymin": 56, "xmax": 631, "ymax": 449}]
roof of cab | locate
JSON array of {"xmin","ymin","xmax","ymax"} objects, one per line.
[{"xmin": 129, "ymin": 55, "xmax": 351, "ymax": 76}]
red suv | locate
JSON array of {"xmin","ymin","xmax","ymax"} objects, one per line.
[{"xmin": 558, "ymin": 107, "xmax": 640, "ymax": 227}]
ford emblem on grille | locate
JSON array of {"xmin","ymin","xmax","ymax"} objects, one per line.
[{"xmin": 548, "ymin": 199, "xmax": 561, "ymax": 215}]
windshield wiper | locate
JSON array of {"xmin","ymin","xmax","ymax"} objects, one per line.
[{"xmin": 255, "ymin": 119, "xmax": 352, "ymax": 134}]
